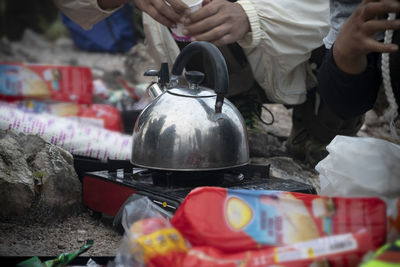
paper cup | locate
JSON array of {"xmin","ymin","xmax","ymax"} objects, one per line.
[{"xmin": 170, "ymin": 0, "xmax": 203, "ymax": 42}]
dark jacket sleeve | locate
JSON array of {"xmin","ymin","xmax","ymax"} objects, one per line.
[{"xmin": 317, "ymin": 46, "xmax": 381, "ymax": 120}]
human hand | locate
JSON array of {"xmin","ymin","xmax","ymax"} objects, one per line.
[
  {"xmin": 181, "ymin": 0, "xmax": 250, "ymax": 47},
  {"xmin": 133, "ymin": 0, "xmax": 191, "ymax": 28},
  {"xmin": 334, "ymin": 0, "xmax": 400, "ymax": 74}
]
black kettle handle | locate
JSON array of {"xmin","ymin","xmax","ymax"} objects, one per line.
[{"xmin": 171, "ymin": 42, "xmax": 229, "ymax": 112}]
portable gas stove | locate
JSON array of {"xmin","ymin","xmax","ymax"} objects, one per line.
[{"xmin": 81, "ymin": 159, "xmax": 316, "ymax": 216}]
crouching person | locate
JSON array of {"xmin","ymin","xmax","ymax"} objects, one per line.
[{"xmin": 55, "ymin": 0, "xmax": 336, "ymax": 166}]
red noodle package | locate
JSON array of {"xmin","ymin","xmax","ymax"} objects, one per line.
[{"xmin": 171, "ymin": 187, "xmax": 386, "ymax": 252}]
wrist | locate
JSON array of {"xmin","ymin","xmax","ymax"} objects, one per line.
[
  {"xmin": 236, "ymin": 0, "xmax": 261, "ymax": 47},
  {"xmin": 333, "ymin": 43, "xmax": 367, "ymax": 74}
]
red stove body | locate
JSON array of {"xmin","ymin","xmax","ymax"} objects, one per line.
[
  {"xmin": 80, "ymin": 159, "xmax": 317, "ymax": 217},
  {"xmin": 83, "ymin": 173, "xmax": 137, "ymax": 217}
]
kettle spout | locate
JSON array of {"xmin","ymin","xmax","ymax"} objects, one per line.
[
  {"xmin": 143, "ymin": 62, "xmax": 170, "ymax": 99},
  {"xmin": 146, "ymin": 82, "xmax": 163, "ymax": 99}
]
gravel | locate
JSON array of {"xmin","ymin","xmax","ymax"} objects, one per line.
[{"xmin": 0, "ymin": 210, "xmax": 122, "ymax": 257}]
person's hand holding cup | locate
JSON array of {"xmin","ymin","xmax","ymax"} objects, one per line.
[
  {"xmin": 180, "ymin": 0, "xmax": 251, "ymax": 47},
  {"xmin": 133, "ymin": 0, "xmax": 190, "ymax": 29},
  {"xmin": 170, "ymin": 0, "xmax": 203, "ymax": 42}
]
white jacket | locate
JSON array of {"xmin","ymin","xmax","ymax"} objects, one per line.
[{"xmin": 54, "ymin": 0, "xmax": 329, "ymax": 105}]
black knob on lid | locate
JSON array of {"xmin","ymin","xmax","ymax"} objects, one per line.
[
  {"xmin": 144, "ymin": 63, "xmax": 170, "ymax": 87},
  {"xmin": 185, "ymin": 71, "xmax": 205, "ymax": 85}
]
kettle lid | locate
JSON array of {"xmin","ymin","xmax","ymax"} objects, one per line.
[
  {"xmin": 168, "ymin": 86, "xmax": 216, "ymax": 97},
  {"xmin": 168, "ymin": 70, "xmax": 216, "ymax": 97}
]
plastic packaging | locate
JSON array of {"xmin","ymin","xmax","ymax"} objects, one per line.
[
  {"xmin": 17, "ymin": 240, "xmax": 93, "ymax": 267},
  {"xmin": 180, "ymin": 230, "xmax": 374, "ymax": 267},
  {"xmin": 113, "ymin": 193, "xmax": 377, "ymax": 267},
  {"xmin": 171, "ymin": 187, "xmax": 387, "ymax": 252},
  {"xmin": 15, "ymin": 100, "xmax": 123, "ymax": 132},
  {"xmin": 0, "ymin": 101, "xmax": 131, "ymax": 161},
  {"xmin": 316, "ymin": 135, "xmax": 400, "ymax": 242},
  {"xmin": 113, "ymin": 196, "xmax": 188, "ymax": 267},
  {"xmin": 0, "ymin": 62, "xmax": 93, "ymax": 104},
  {"xmin": 360, "ymin": 239, "xmax": 400, "ymax": 267}
]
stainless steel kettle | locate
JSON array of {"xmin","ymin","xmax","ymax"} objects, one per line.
[{"xmin": 131, "ymin": 41, "xmax": 249, "ymax": 171}]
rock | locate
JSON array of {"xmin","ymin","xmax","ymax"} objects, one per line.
[
  {"xmin": 251, "ymin": 157, "xmax": 320, "ymax": 193},
  {"xmin": 0, "ymin": 132, "xmax": 35, "ymax": 217},
  {"xmin": 248, "ymin": 131, "xmax": 287, "ymax": 158},
  {"xmin": 248, "ymin": 104, "xmax": 294, "ymax": 158},
  {"xmin": 261, "ymin": 104, "xmax": 293, "ymax": 138},
  {"xmin": 0, "ymin": 130, "xmax": 82, "ymax": 223}
]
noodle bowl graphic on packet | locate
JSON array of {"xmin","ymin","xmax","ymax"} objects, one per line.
[{"xmin": 225, "ymin": 197, "xmax": 253, "ymax": 230}]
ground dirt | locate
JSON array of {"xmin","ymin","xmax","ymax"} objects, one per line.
[{"xmin": 0, "ymin": 211, "xmax": 120, "ymax": 257}]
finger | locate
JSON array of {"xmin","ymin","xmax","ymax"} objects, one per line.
[
  {"xmin": 150, "ymin": 0, "xmax": 182, "ymax": 23},
  {"xmin": 364, "ymin": 19, "xmax": 400, "ymax": 35},
  {"xmin": 146, "ymin": 5, "xmax": 176, "ymax": 28},
  {"xmin": 364, "ymin": 38, "xmax": 399, "ymax": 53},
  {"xmin": 183, "ymin": 14, "xmax": 224, "ymax": 36},
  {"xmin": 211, "ymin": 34, "xmax": 234, "ymax": 47},
  {"xmin": 192, "ymin": 24, "xmax": 230, "ymax": 43},
  {"xmin": 165, "ymin": 0, "xmax": 191, "ymax": 13},
  {"xmin": 361, "ymin": 1, "xmax": 400, "ymax": 21},
  {"xmin": 186, "ymin": 1, "xmax": 219, "ymax": 24}
]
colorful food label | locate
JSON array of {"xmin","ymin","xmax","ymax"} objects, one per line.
[
  {"xmin": 171, "ymin": 187, "xmax": 387, "ymax": 252},
  {"xmin": 0, "ymin": 63, "xmax": 93, "ymax": 104}
]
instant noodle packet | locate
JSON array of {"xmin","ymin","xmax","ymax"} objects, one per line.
[
  {"xmin": 127, "ymin": 217, "xmax": 189, "ymax": 267},
  {"xmin": 171, "ymin": 187, "xmax": 387, "ymax": 252},
  {"xmin": 0, "ymin": 62, "xmax": 93, "ymax": 104}
]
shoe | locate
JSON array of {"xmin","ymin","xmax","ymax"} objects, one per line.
[
  {"xmin": 285, "ymin": 100, "xmax": 330, "ymax": 167},
  {"xmin": 286, "ymin": 118, "xmax": 329, "ymax": 167},
  {"xmin": 286, "ymin": 91, "xmax": 363, "ymax": 167}
]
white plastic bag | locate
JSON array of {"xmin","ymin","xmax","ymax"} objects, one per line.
[{"xmin": 315, "ymin": 135, "xmax": 400, "ymax": 242}]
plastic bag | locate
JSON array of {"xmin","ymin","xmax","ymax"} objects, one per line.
[
  {"xmin": 112, "ymin": 196, "xmax": 189, "ymax": 267},
  {"xmin": 316, "ymin": 135, "xmax": 400, "ymax": 242}
]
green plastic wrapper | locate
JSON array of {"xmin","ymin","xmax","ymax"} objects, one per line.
[
  {"xmin": 17, "ymin": 240, "xmax": 93, "ymax": 267},
  {"xmin": 361, "ymin": 239, "xmax": 400, "ymax": 267},
  {"xmin": 16, "ymin": 256, "xmax": 44, "ymax": 267}
]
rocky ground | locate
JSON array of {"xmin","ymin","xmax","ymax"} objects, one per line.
[{"xmin": 0, "ymin": 30, "xmax": 398, "ymax": 262}]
